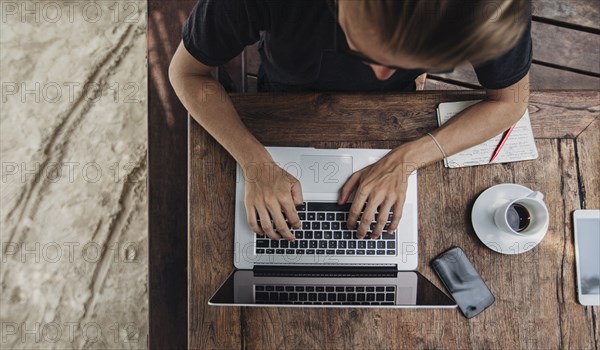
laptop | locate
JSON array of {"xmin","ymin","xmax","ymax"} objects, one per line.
[{"xmin": 209, "ymin": 147, "xmax": 455, "ymax": 308}]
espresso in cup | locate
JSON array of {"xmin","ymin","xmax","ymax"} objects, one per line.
[
  {"xmin": 494, "ymin": 191, "xmax": 548, "ymax": 235},
  {"xmin": 506, "ymin": 203, "xmax": 531, "ymax": 232}
]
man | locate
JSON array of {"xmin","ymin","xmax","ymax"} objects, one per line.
[{"xmin": 169, "ymin": 0, "xmax": 531, "ymax": 241}]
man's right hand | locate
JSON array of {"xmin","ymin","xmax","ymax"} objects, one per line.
[
  {"xmin": 169, "ymin": 42, "xmax": 303, "ymax": 239},
  {"xmin": 243, "ymin": 161, "xmax": 304, "ymax": 241}
]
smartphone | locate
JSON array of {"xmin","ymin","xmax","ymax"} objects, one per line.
[
  {"xmin": 573, "ymin": 209, "xmax": 600, "ymax": 306},
  {"xmin": 431, "ymin": 247, "xmax": 495, "ymax": 318}
]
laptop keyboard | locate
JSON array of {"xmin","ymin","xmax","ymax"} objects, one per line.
[
  {"xmin": 254, "ymin": 284, "xmax": 396, "ymax": 305},
  {"xmin": 255, "ymin": 202, "xmax": 397, "ymax": 256}
]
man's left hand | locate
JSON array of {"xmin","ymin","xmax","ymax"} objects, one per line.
[{"xmin": 338, "ymin": 149, "xmax": 415, "ymax": 239}]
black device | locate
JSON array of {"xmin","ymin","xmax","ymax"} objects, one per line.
[{"xmin": 431, "ymin": 247, "xmax": 495, "ymax": 318}]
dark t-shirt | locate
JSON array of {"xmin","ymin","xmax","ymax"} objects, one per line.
[{"xmin": 182, "ymin": 0, "xmax": 532, "ymax": 92}]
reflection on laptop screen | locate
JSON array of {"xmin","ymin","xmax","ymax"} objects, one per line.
[{"xmin": 210, "ymin": 270, "xmax": 455, "ymax": 308}]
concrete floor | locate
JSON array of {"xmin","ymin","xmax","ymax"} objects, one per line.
[{"xmin": 1, "ymin": 1, "xmax": 148, "ymax": 348}]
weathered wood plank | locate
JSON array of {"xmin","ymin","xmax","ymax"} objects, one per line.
[
  {"xmin": 533, "ymin": 0, "xmax": 600, "ymax": 30},
  {"xmin": 527, "ymin": 91, "xmax": 599, "ymax": 139},
  {"xmin": 188, "ymin": 119, "xmax": 242, "ymax": 349},
  {"xmin": 530, "ymin": 64, "xmax": 600, "ymax": 89},
  {"xmin": 430, "ymin": 62, "xmax": 600, "ymax": 90},
  {"xmin": 576, "ymin": 118, "xmax": 600, "ymax": 209},
  {"xmin": 147, "ymin": 0, "xmax": 194, "ymax": 348},
  {"xmin": 555, "ymin": 139, "xmax": 598, "ymax": 349},
  {"xmin": 231, "ymin": 91, "xmax": 482, "ymax": 143},
  {"xmin": 228, "ymin": 91, "xmax": 599, "ymax": 142},
  {"xmin": 532, "ymin": 21, "xmax": 600, "ymax": 75},
  {"xmin": 243, "ymin": 308, "xmax": 328, "ymax": 349}
]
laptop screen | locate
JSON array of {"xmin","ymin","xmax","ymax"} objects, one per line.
[{"xmin": 209, "ymin": 270, "xmax": 455, "ymax": 308}]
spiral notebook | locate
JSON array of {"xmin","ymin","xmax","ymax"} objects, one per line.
[{"xmin": 436, "ymin": 100, "xmax": 538, "ymax": 169}]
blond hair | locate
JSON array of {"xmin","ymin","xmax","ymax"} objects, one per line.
[{"xmin": 354, "ymin": 0, "xmax": 529, "ymax": 68}]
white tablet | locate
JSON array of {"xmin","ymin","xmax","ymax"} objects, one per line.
[{"xmin": 573, "ymin": 209, "xmax": 600, "ymax": 306}]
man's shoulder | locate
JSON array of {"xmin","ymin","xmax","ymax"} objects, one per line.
[{"xmin": 205, "ymin": 0, "xmax": 329, "ymax": 26}]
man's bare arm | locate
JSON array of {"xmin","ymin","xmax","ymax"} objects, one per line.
[
  {"xmin": 168, "ymin": 42, "xmax": 303, "ymax": 240},
  {"xmin": 341, "ymin": 73, "xmax": 530, "ymax": 238},
  {"xmin": 422, "ymin": 73, "xmax": 530, "ymax": 161},
  {"xmin": 168, "ymin": 41, "xmax": 271, "ymax": 167}
]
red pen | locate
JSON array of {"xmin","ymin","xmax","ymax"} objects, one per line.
[{"xmin": 489, "ymin": 124, "xmax": 516, "ymax": 163}]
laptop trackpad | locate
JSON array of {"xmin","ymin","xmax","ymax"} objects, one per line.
[{"xmin": 298, "ymin": 155, "xmax": 353, "ymax": 193}]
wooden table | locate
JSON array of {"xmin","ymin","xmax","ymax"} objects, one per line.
[{"xmin": 188, "ymin": 90, "xmax": 599, "ymax": 349}]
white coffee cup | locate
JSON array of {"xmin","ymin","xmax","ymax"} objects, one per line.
[{"xmin": 494, "ymin": 191, "xmax": 549, "ymax": 235}]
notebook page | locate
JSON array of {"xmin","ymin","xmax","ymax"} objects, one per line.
[{"xmin": 437, "ymin": 100, "xmax": 538, "ymax": 168}]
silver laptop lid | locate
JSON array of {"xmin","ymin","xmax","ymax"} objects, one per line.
[{"xmin": 234, "ymin": 147, "xmax": 419, "ymax": 270}]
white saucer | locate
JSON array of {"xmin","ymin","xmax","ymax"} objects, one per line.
[{"xmin": 472, "ymin": 184, "xmax": 548, "ymax": 255}]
